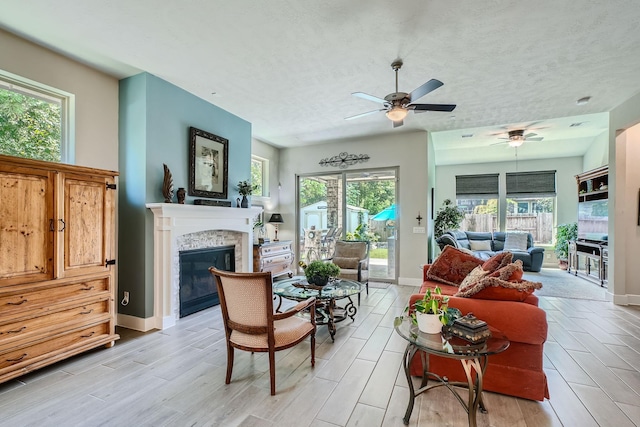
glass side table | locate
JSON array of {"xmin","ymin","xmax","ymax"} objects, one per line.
[{"xmin": 394, "ymin": 316, "xmax": 510, "ymax": 427}]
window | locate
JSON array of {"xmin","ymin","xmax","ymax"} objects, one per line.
[
  {"xmin": 0, "ymin": 71, "xmax": 74, "ymax": 163},
  {"xmin": 251, "ymin": 155, "xmax": 269, "ymax": 197},
  {"xmin": 456, "ymin": 174, "xmax": 499, "ymax": 233},
  {"xmin": 506, "ymin": 171, "xmax": 556, "ymax": 244}
]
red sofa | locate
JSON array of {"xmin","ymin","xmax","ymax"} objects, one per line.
[{"xmin": 408, "ymin": 265, "xmax": 549, "ymax": 401}]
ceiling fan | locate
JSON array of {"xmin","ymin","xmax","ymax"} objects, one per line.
[
  {"xmin": 493, "ymin": 129, "xmax": 544, "ymax": 147},
  {"xmin": 345, "ymin": 59, "xmax": 456, "ymax": 128}
]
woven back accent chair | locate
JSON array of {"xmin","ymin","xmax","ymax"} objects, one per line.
[
  {"xmin": 209, "ymin": 268, "xmax": 316, "ymax": 395},
  {"xmin": 331, "ymin": 240, "xmax": 369, "ymax": 303}
]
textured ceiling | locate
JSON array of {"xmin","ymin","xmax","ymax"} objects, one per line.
[{"xmin": 1, "ymin": 1, "xmax": 639, "ymax": 165}]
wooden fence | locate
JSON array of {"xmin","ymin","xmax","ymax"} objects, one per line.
[{"xmin": 461, "ymin": 213, "xmax": 553, "ymax": 244}]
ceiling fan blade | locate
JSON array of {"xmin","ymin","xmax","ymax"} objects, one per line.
[
  {"xmin": 352, "ymin": 92, "xmax": 387, "ymax": 104},
  {"xmin": 524, "ymin": 132, "xmax": 538, "ymax": 138},
  {"xmin": 393, "ymin": 120, "xmax": 403, "ymax": 128},
  {"xmin": 344, "ymin": 109, "xmax": 385, "ymax": 120},
  {"xmin": 490, "ymin": 141, "xmax": 507, "ymax": 146},
  {"xmin": 409, "ymin": 79, "xmax": 444, "ymax": 103},
  {"xmin": 525, "ymin": 137, "xmax": 544, "ymax": 142},
  {"xmin": 411, "ymin": 103, "xmax": 457, "ymax": 112}
]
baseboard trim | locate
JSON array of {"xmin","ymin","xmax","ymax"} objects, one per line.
[
  {"xmin": 117, "ymin": 313, "xmax": 157, "ymax": 332},
  {"xmin": 613, "ymin": 293, "xmax": 640, "ymax": 306},
  {"xmin": 398, "ymin": 277, "xmax": 422, "ymax": 286}
]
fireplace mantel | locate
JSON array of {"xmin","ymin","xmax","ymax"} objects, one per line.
[{"xmin": 146, "ymin": 203, "xmax": 262, "ymax": 329}]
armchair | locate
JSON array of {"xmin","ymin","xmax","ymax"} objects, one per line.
[
  {"xmin": 331, "ymin": 240, "xmax": 369, "ymax": 302},
  {"xmin": 209, "ymin": 268, "xmax": 316, "ymax": 395}
]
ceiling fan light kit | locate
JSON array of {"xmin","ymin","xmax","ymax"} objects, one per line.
[
  {"xmin": 386, "ymin": 106, "xmax": 408, "ymax": 122},
  {"xmin": 346, "ymin": 59, "xmax": 456, "ymax": 128}
]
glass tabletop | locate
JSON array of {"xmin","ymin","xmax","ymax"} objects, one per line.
[
  {"xmin": 394, "ymin": 316, "xmax": 510, "ymax": 359},
  {"xmin": 273, "ymin": 276, "xmax": 362, "ymax": 301}
]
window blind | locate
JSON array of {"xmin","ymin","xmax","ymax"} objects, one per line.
[
  {"xmin": 456, "ymin": 174, "xmax": 499, "ymax": 198},
  {"xmin": 506, "ymin": 170, "xmax": 556, "ymax": 197}
]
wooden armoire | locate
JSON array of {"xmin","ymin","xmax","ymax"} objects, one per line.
[{"xmin": 0, "ymin": 154, "xmax": 119, "ymax": 383}]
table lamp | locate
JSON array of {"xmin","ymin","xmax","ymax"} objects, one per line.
[{"xmin": 268, "ymin": 213, "xmax": 284, "ymax": 241}]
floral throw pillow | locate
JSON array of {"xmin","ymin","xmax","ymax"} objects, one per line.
[
  {"xmin": 481, "ymin": 252, "xmax": 513, "ymax": 273},
  {"xmin": 427, "ymin": 246, "xmax": 484, "ymax": 286}
]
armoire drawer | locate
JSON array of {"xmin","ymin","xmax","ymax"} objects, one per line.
[
  {"xmin": 0, "ymin": 322, "xmax": 110, "ymax": 371},
  {"xmin": 0, "ymin": 278, "xmax": 109, "ymax": 316},
  {"xmin": 0, "ymin": 299, "xmax": 110, "ymax": 350}
]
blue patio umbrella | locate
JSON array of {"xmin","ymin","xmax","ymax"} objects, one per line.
[{"xmin": 371, "ymin": 204, "xmax": 396, "ymax": 222}]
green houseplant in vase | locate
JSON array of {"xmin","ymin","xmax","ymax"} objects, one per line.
[
  {"xmin": 237, "ymin": 180, "xmax": 255, "ymax": 208},
  {"xmin": 302, "ymin": 260, "xmax": 340, "ymax": 287},
  {"xmin": 411, "ymin": 286, "xmax": 461, "ymax": 334},
  {"xmin": 554, "ymin": 222, "xmax": 577, "ymax": 270}
]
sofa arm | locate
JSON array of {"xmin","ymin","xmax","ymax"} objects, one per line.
[
  {"xmin": 436, "ymin": 234, "xmax": 459, "ymax": 250},
  {"xmin": 407, "ymin": 293, "xmax": 547, "ymax": 345},
  {"xmin": 422, "ymin": 264, "xmax": 432, "ymax": 282},
  {"xmin": 528, "ymin": 246, "xmax": 545, "ymax": 255}
]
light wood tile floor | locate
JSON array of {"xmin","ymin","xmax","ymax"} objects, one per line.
[{"xmin": 1, "ymin": 284, "xmax": 640, "ymax": 426}]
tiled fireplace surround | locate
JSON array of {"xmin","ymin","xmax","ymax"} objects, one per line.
[{"xmin": 146, "ymin": 204, "xmax": 262, "ymax": 330}]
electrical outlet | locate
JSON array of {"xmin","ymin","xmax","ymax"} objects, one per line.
[{"xmin": 121, "ymin": 291, "xmax": 130, "ymax": 306}]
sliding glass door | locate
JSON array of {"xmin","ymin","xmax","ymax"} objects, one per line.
[{"xmin": 296, "ymin": 167, "xmax": 398, "ymax": 283}]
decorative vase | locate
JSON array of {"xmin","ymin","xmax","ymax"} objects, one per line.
[
  {"xmin": 176, "ymin": 187, "xmax": 186, "ymax": 204},
  {"xmin": 416, "ymin": 312, "xmax": 443, "ymax": 334},
  {"xmin": 307, "ymin": 276, "xmax": 329, "ymax": 287},
  {"xmin": 241, "ymin": 195, "xmax": 249, "ymax": 208}
]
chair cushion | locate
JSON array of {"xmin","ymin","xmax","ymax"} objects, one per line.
[
  {"xmin": 427, "ymin": 246, "xmax": 484, "ymax": 286},
  {"xmin": 334, "ymin": 241, "xmax": 367, "ymax": 259},
  {"xmin": 333, "ymin": 257, "xmax": 360, "ymax": 269},
  {"xmin": 230, "ymin": 316, "xmax": 314, "ymax": 349}
]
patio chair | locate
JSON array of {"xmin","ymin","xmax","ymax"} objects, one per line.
[
  {"xmin": 330, "ymin": 240, "xmax": 369, "ymax": 303},
  {"xmin": 209, "ymin": 268, "xmax": 316, "ymax": 395}
]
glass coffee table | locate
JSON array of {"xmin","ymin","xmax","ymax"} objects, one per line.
[
  {"xmin": 394, "ymin": 316, "xmax": 510, "ymax": 427},
  {"xmin": 273, "ymin": 277, "xmax": 362, "ymax": 341}
]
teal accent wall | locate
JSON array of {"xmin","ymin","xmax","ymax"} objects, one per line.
[{"xmin": 118, "ymin": 73, "xmax": 251, "ymax": 319}]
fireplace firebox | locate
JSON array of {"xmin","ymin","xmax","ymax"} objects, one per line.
[{"xmin": 179, "ymin": 245, "xmax": 235, "ymax": 317}]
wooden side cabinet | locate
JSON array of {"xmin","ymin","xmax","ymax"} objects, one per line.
[
  {"xmin": 0, "ymin": 154, "xmax": 119, "ymax": 384},
  {"xmin": 253, "ymin": 241, "xmax": 294, "ymax": 278}
]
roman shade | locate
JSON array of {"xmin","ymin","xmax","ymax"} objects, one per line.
[
  {"xmin": 506, "ymin": 170, "xmax": 556, "ymax": 197},
  {"xmin": 456, "ymin": 174, "xmax": 499, "ymax": 198}
]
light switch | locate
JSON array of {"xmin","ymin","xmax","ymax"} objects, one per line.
[{"xmin": 413, "ymin": 227, "xmax": 426, "ymax": 234}]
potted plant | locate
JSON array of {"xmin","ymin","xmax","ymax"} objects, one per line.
[
  {"xmin": 236, "ymin": 180, "xmax": 255, "ymax": 208},
  {"xmin": 554, "ymin": 222, "xmax": 577, "ymax": 270},
  {"xmin": 434, "ymin": 199, "xmax": 465, "ymax": 238},
  {"xmin": 410, "ymin": 286, "xmax": 460, "ymax": 334},
  {"xmin": 301, "ymin": 260, "xmax": 340, "ymax": 287}
]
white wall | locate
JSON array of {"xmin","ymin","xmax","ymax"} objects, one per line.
[
  {"xmin": 583, "ymin": 129, "xmax": 610, "ymax": 171},
  {"xmin": 0, "ymin": 29, "xmax": 119, "ymax": 170},
  {"xmin": 280, "ymin": 131, "xmax": 430, "ymax": 284},
  {"xmin": 609, "ymin": 91, "xmax": 640, "ymax": 303},
  {"xmin": 435, "ymin": 156, "xmax": 583, "ymax": 227}
]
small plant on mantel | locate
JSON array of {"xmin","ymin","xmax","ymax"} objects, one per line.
[{"xmin": 237, "ymin": 180, "xmax": 255, "ymax": 196}]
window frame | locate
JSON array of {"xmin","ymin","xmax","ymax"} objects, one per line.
[
  {"xmin": 251, "ymin": 154, "xmax": 270, "ymax": 198},
  {"xmin": 0, "ymin": 70, "xmax": 75, "ymax": 163}
]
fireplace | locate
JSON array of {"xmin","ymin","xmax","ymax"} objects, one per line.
[
  {"xmin": 146, "ymin": 204, "xmax": 262, "ymax": 330},
  {"xmin": 179, "ymin": 245, "xmax": 235, "ymax": 317}
]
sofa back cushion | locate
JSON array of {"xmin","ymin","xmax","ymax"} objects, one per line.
[
  {"xmin": 492, "ymin": 231, "xmax": 533, "ymax": 251},
  {"xmin": 503, "ymin": 232, "xmax": 530, "ymax": 251},
  {"xmin": 427, "ymin": 246, "xmax": 484, "ymax": 286},
  {"xmin": 469, "ymin": 240, "xmax": 492, "ymax": 251}
]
